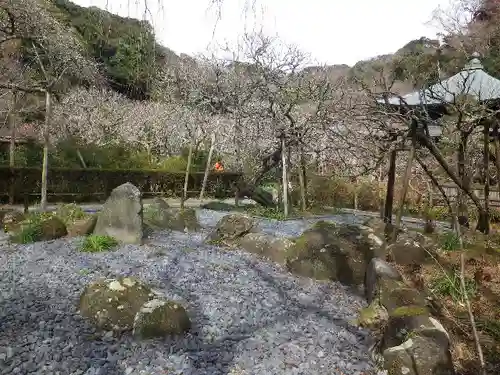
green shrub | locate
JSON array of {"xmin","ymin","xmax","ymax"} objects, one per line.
[
  {"xmin": 79, "ymin": 234, "xmax": 118, "ymax": 253},
  {"xmin": 246, "ymin": 206, "xmax": 292, "ymax": 220},
  {"xmin": 490, "ymin": 208, "xmax": 500, "ymax": 223},
  {"xmin": 56, "ymin": 203, "xmax": 87, "ymax": 224},
  {"xmin": 426, "ymin": 206, "xmax": 450, "ymax": 221},
  {"xmin": 158, "ymin": 155, "xmax": 188, "ymax": 172},
  {"xmin": 356, "ymin": 181, "xmax": 380, "ymax": 211},
  {"xmin": 308, "ymin": 175, "xmax": 355, "ymax": 208},
  {"xmin": 10, "ymin": 222, "xmax": 43, "ymax": 244}
]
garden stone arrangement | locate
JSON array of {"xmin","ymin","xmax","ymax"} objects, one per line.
[{"xmin": 0, "ymin": 183, "xmax": 455, "ymax": 375}]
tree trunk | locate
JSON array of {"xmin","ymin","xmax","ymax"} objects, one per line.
[
  {"xmin": 480, "ymin": 122, "xmax": 490, "ymax": 234},
  {"xmin": 416, "ymin": 132, "xmax": 487, "ymax": 233},
  {"xmin": 493, "ymin": 123, "xmax": 500, "ymax": 202},
  {"xmin": 235, "ymin": 141, "xmax": 293, "ymax": 207},
  {"xmin": 416, "ymin": 156, "xmax": 453, "ymax": 213},
  {"xmin": 40, "ymin": 91, "xmax": 51, "ymax": 212},
  {"xmin": 8, "ymin": 91, "xmax": 17, "ymax": 168},
  {"xmin": 299, "ymin": 145, "xmax": 308, "ymax": 209},
  {"xmin": 181, "ymin": 135, "xmax": 195, "ymax": 210},
  {"xmin": 297, "ymin": 147, "xmax": 307, "ymax": 211},
  {"xmin": 199, "ymin": 132, "xmax": 216, "ymax": 201},
  {"xmin": 384, "ymin": 150, "xmax": 397, "ymax": 223},
  {"xmin": 457, "ymin": 131, "xmax": 470, "ymax": 226},
  {"xmin": 395, "ymin": 144, "xmax": 416, "ymax": 228},
  {"xmin": 281, "ymin": 135, "xmax": 289, "ymax": 218}
]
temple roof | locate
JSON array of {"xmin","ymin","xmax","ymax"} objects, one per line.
[{"xmin": 379, "ymin": 53, "xmax": 500, "ymax": 106}]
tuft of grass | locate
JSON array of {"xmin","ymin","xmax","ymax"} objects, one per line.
[
  {"xmin": 10, "ymin": 222, "xmax": 43, "ymax": 244},
  {"xmin": 430, "ymin": 269, "xmax": 477, "ymax": 302},
  {"xmin": 477, "ymin": 319, "xmax": 500, "ymax": 341},
  {"xmin": 439, "ymin": 232, "xmax": 461, "ymax": 251},
  {"xmin": 79, "ymin": 234, "xmax": 118, "ymax": 253}
]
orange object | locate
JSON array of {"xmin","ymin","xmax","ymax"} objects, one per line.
[{"xmin": 214, "ymin": 162, "xmax": 224, "ymax": 171}]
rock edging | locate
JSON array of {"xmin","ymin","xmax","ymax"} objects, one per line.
[
  {"xmin": 358, "ymin": 220, "xmax": 455, "ymax": 375},
  {"xmin": 204, "ymin": 213, "xmax": 455, "ymax": 375}
]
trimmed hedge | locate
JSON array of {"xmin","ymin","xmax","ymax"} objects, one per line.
[{"xmin": 0, "ymin": 167, "xmax": 242, "ymax": 204}]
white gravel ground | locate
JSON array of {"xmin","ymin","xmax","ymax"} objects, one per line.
[{"xmin": 0, "ymin": 209, "xmax": 381, "ymax": 375}]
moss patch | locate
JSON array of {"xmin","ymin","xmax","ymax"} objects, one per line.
[{"xmin": 390, "ymin": 305, "xmax": 429, "ymax": 318}]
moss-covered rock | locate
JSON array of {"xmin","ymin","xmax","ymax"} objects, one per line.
[
  {"xmin": 284, "ymin": 222, "xmax": 376, "ymax": 286},
  {"xmin": 356, "ymin": 302, "xmax": 389, "ymax": 332},
  {"xmin": 78, "ymin": 277, "xmax": 153, "ymax": 332},
  {"xmin": 133, "ymin": 298, "xmax": 191, "ymax": 339},
  {"xmin": 378, "ymin": 278, "xmax": 427, "ymax": 316},
  {"xmin": 2, "ymin": 210, "xmax": 26, "ymax": 233},
  {"xmin": 39, "ymin": 215, "xmax": 68, "ymax": 240},
  {"xmin": 383, "ymin": 334, "xmax": 454, "ymax": 375},
  {"xmin": 79, "ymin": 277, "xmax": 191, "ymax": 339},
  {"xmin": 67, "ymin": 215, "xmax": 97, "ymax": 237},
  {"xmin": 365, "ymin": 257, "xmax": 403, "ymax": 304},
  {"xmin": 239, "ymin": 232, "xmax": 294, "ymax": 263},
  {"xmin": 176, "ymin": 208, "xmax": 201, "ymax": 232},
  {"xmin": 382, "ymin": 310, "xmax": 450, "ymax": 351},
  {"xmin": 205, "ymin": 214, "xmax": 257, "ymax": 246},
  {"xmin": 143, "ymin": 198, "xmax": 174, "ymax": 229},
  {"xmin": 144, "ymin": 199, "xmax": 200, "ymax": 232}
]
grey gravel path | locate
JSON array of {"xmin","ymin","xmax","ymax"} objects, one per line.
[{"xmin": 0, "ymin": 209, "xmax": 381, "ymax": 375}]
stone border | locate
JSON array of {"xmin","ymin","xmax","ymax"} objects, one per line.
[
  {"xmin": 205, "ymin": 213, "xmax": 456, "ymax": 375},
  {"xmin": 358, "ymin": 222, "xmax": 455, "ymax": 375}
]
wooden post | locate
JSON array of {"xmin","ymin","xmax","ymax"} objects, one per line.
[
  {"xmin": 199, "ymin": 132, "xmax": 216, "ymax": 201},
  {"xmin": 384, "ymin": 150, "xmax": 397, "ymax": 224},
  {"xmin": 281, "ymin": 133, "xmax": 289, "ymax": 218}
]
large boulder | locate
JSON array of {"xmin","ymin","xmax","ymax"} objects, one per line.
[
  {"xmin": 174, "ymin": 208, "xmax": 201, "ymax": 232},
  {"xmin": 144, "ymin": 199, "xmax": 200, "ymax": 232},
  {"xmin": 383, "ymin": 334, "xmax": 454, "ymax": 375},
  {"xmin": 79, "ymin": 277, "xmax": 152, "ymax": 332},
  {"xmin": 382, "ymin": 312, "xmax": 454, "ymax": 375},
  {"xmin": 239, "ymin": 232, "xmax": 294, "ymax": 264},
  {"xmin": 205, "ymin": 214, "xmax": 257, "ymax": 246},
  {"xmin": 93, "ymin": 182, "xmax": 143, "ymax": 244},
  {"xmin": 143, "ymin": 197, "xmax": 174, "ymax": 229},
  {"xmin": 386, "ymin": 231, "xmax": 436, "ymax": 265},
  {"xmin": 285, "ymin": 221, "xmax": 379, "ymax": 286},
  {"xmin": 78, "ymin": 277, "xmax": 191, "ymax": 338},
  {"xmin": 365, "ymin": 257, "xmax": 403, "ymax": 304}
]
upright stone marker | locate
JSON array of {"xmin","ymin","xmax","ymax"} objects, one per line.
[{"xmin": 94, "ymin": 182, "xmax": 143, "ymax": 244}]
